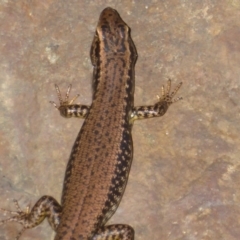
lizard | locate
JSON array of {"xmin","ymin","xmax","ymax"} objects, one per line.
[{"xmin": 0, "ymin": 7, "xmax": 182, "ymax": 240}]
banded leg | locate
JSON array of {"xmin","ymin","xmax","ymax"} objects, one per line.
[
  {"xmin": 131, "ymin": 79, "xmax": 182, "ymax": 121},
  {"xmin": 50, "ymin": 84, "xmax": 90, "ymax": 118},
  {"xmin": 0, "ymin": 195, "xmax": 61, "ymax": 239},
  {"xmin": 93, "ymin": 224, "xmax": 134, "ymax": 240}
]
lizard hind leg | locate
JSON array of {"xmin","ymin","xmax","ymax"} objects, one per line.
[
  {"xmin": 0, "ymin": 195, "xmax": 62, "ymax": 239},
  {"xmin": 93, "ymin": 224, "xmax": 134, "ymax": 240}
]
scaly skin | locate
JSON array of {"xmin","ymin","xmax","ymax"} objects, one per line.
[{"xmin": 0, "ymin": 7, "xmax": 182, "ymax": 240}]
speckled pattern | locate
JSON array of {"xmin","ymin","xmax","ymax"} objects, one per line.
[
  {"xmin": 54, "ymin": 7, "xmax": 137, "ymax": 239},
  {"xmin": 0, "ymin": 1, "xmax": 240, "ymax": 240},
  {"xmin": 0, "ymin": 7, "xmax": 181, "ymax": 239}
]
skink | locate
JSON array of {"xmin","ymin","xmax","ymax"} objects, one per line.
[{"xmin": 0, "ymin": 7, "xmax": 182, "ymax": 240}]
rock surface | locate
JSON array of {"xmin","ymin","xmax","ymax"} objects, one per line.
[{"xmin": 0, "ymin": 0, "xmax": 239, "ymax": 239}]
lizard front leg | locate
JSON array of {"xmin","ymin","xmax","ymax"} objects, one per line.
[
  {"xmin": 50, "ymin": 84, "xmax": 90, "ymax": 118},
  {"xmin": 131, "ymin": 79, "xmax": 182, "ymax": 121},
  {"xmin": 53, "ymin": 80, "xmax": 182, "ymax": 122}
]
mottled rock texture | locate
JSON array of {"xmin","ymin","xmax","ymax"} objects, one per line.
[{"xmin": 0, "ymin": 0, "xmax": 239, "ymax": 239}]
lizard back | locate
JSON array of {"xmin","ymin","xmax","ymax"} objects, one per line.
[
  {"xmin": 0, "ymin": 7, "xmax": 182, "ymax": 240},
  {"xmin": 55, "ymin": 7, "xmax": 137, "ymax": 240}
]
